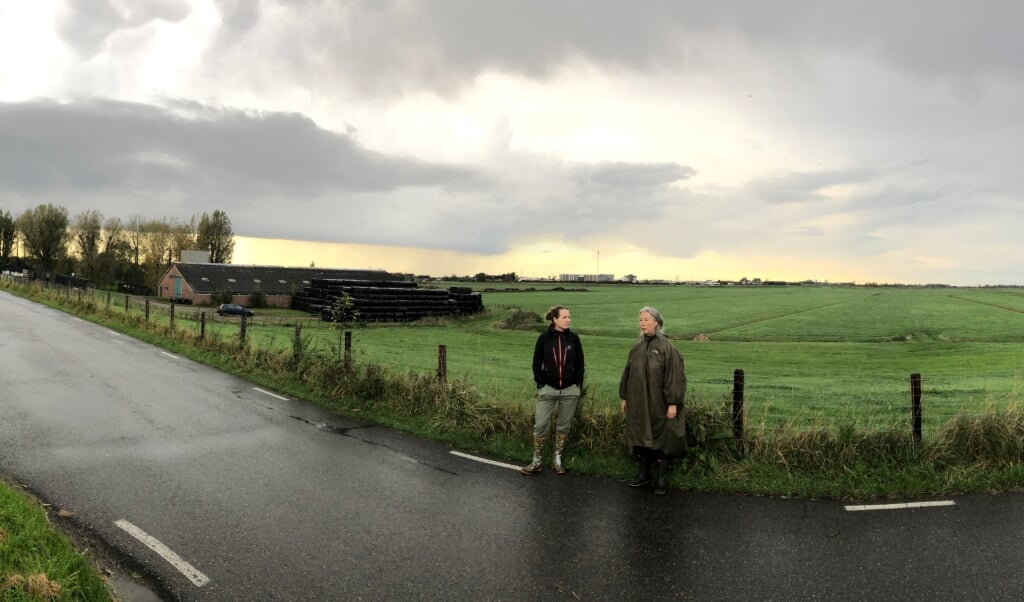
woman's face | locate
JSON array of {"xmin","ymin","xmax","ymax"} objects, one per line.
[
  {"xmin": 552, "ymin": 309, "xmax": 572, "ymax": 331},
  {"xmin": 638, "ymin": 311, "xmax": 659, "ymax": 336}
]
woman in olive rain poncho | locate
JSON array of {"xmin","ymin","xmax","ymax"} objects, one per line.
[{"xmin": 619, "ymin": 306, "xmax": 687, "ymax": 495}]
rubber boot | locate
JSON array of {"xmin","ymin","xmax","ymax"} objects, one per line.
[
  {"xmin": 552, "ymin": 433, "xmax": 568, "ymax": 475},
  {"xmin": 653, "ymin": 459, "xmax": 672, "ymax": 495},
  {"xmin": 628, "ymin": 452, "xmax": 652, "ymax": 488},
  {"xmin": 520, "ymin": 436, "xmax": 548, "ymax": 475}
]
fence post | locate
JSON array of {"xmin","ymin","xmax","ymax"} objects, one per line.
[
  {"xmin": 344, "ymin": 331, "xmax": 352, "ymax": 375},
  {"xmin": 438, "ymin": 344, "xmax": 448, "ymax": 384},
  {"xmin": 145, "ymin": 299, "xmax": 150, "ymax": 321},
  {"xmin": 124, "ymin": 295, "xmax": 129, "ymax": 313},
  {"xmin": 200, "ymin": 311, "xmax": 206, "ymax": 340},
  {"xmin": 169, "ymin": 302, "xmax": 175, "ymax": 328},
  {"xmin": 293, "ymin": 323, "xmax": 303, "ymax": 363},
  {"xmin": 732, "ymin": 369, "xmax": 745, "ymax": 446},
  {"xmin": 240, "ymin": 315, "xmax": 247, "ymax": 343},
  {"xmin": 911, "ymin": 373, "xmax": 922, "ymax": 443},
  {"xmin": 106, "ymin": 292, "xmax": 111, "ymax": 310}
]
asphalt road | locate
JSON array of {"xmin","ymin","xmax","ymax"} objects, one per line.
[{"xmin": 3, "ymin": 289, "xmax": 1024, "ymax": 601}]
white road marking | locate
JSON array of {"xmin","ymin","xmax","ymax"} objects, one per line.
[
  {"xmin": 254, "ymin": 387, "xmax": 289, "ymax": 401},
  {"xmin": 106, "ymin": 330, "xmax": 120, "ymax": 336},
  {"xmin": 845, "ymin": 500, "xmax": 956, "ymax": 512},
  {"xmin": 114, "ymin": 519, "xmax": 210, "ymax": 587},
  {"xmin": 160, "ymin": 351, "xmax": 179, "ymax": 360},
  {"xmin": 450, "ymin": 450, "xmax": 522, "ymax": 471}
]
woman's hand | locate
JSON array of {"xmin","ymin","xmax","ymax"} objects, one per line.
[
  {"xmin": 666, "ymin": 404, "xmax": 677, "ymax": 419},
  {"xmin": 620, "ymin": 399, "xmax": 626, "ymax": 415}
]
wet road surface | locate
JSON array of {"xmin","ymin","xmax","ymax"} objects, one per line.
[{"xmin": 3, "ymin": 290, "xmax": 1024, "ymax": 601}]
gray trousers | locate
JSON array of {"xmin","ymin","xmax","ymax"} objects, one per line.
[{"xmin": 532, "ymin": 384, "xmax": 581, "ymax": 437}]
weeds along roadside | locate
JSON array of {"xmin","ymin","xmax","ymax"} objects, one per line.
[{"xmin": 4, "ymin": 277, "xmax": 1024, "ymax": 499}]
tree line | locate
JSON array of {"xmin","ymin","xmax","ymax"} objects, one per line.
[{"xmin": 0, "ymin": 205, "xmax": 235, "ymax": 293}]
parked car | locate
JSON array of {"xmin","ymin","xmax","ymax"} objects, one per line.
[{"xmin": 216, "ymin": 303, "xmax": 254, "ymax": 317}]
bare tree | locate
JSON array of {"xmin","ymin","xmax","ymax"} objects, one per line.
[
  {"xmin": 196, "ymin": 210, "xmax": 235, "ymax": 264},
  {"xmin": 171, "ymin": 216, "xmax": 197, "ymax": 263},
  {"xmin": 142, "ymin": 218, "xmax": 174, "ymax": 288},
  {"xmin": 16, "ymin": 204, "xmax": 70, "ymax": 275},
  {"xmin": 71, "ymin": 209, "xmax": 103, "ymax": 280}
]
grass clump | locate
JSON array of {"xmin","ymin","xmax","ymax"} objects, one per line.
[{"xmin": 0, "ymin": 482, "xmax": 114, "ymax": 601}]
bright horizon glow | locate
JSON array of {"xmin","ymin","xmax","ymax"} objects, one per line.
[{"xmin": 234, "ymin": 235, "xmax": 869, "ymax": 284}]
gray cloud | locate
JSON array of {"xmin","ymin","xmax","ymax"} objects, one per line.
[
  {"xmin": 184, "ymin": 0, "xmax": 1024, "ymax": 99},
  {"xmin": 57, "ymin": 0, "xmax": 192, "ymax": 57}
]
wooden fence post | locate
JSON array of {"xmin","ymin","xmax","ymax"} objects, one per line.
[
  {"xmin": 124, "ymin": 295, "xmax": 129, "ymax": 313},
  {"xmin": 145, "ymin": 299, "xmax": 150, "ymax": 321},
  {"xmin": 438, "ymin": 344, "xmax": 448, "ymax": 384},
  {"xmin": 343, "ymin": 331, "xmax": 352, "ymax": 375},
  {"xmin": 200, "ymin": 311, "xmax": 206, "ymax": 340},
  {"xmin": 911, "ymin": 373, "xmax": 922, "ymax": 443},
  {"xmin": 732, "ymin": 369, "xmax": 745, "ymax": 447},
  {"xmin": 169, "ymin": 302, "xmax": 175, "ymax": 328},
  {"xmin": 106, "ymin": 292, "xmax": 111, "ymax": 310},
  {"xmin": 240, "ymin": 315, "xmax": 247, "ymax": 343}
]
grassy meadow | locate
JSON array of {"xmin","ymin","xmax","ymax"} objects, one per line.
[
  {"xmin": 7, "ymin": 277, "xmax": 1024, "ymax": 499},
  {"xmin": 206, "ymin": 283, "xmax": 1024, "ymax": 438}
]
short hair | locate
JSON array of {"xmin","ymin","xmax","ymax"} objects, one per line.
[
  {"xmin": 545, "ymin": 305, "xmax": 569, "ymax": 323},
  {"xmin": 639, "ymin": 306, "xmax": 664, "ymax": 333}
]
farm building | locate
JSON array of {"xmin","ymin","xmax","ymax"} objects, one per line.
[
  {"xmin": 156, "ymin": 263, "xmax": 486, "ymax": 321},
  {"xmin": 157, "ymin": 263, "xmax": 400, "ymax": 307}
]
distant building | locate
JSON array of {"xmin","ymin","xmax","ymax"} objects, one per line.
[
  {"xmin": 156, "ymin": 263, "xmax": 399, "ymax": 307},
  {"xmin": 558, "ymin": 273, "xmax": 615, "ymax": 282}
]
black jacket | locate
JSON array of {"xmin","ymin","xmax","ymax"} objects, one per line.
[{"xmin": 532, "ymin": 327, "xmax": 585, "ymax": 390}]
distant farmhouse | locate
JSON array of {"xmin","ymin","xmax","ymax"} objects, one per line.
[
  {"xmin": 157, "ymin": 261, "xmax": 484, "ymax": 321},
  {"xmin": 157, "ymin": 262, "xmax": 399, "ymax": 307}
]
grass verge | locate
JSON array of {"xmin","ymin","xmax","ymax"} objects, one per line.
[
  {"xmin": 4, "ymin": 278, "xmax": 1024, "ymax": 503},
  {"xmin": 0, "ymin": 479, "xmax": 114, "ymax": 601}
]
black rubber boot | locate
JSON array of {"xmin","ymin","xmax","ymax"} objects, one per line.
[
  {"xmin": 628, "ymin": 453, "xmax": 652, "ymax": 488},
  {"xmin": 653, "ymin": 460, "xmax": 672, "ymax": 495}
]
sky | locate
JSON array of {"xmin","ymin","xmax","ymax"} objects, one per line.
[{"xmin": 2, "ymin": 1, "xmax": 1023, "ymax": 285}]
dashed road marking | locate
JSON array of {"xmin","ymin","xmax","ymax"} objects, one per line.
[
  {"xmin": 450, "ymin": 450, "xmax": 522, "ymax": 471},
  {"xmin": 114, "ymin": 519, "xmax": 210, "ymax": 587},
  {"xmin": 107, "ymin": 330, "xmax": 120, "ymax": 336},
  {"xmin": 845, "ymin": 500, "xmax": 956, "ymax": 512},
  {"xmin": 160, "ymin": 351, "xmax": 179, "ymax": 360},
  {"xmin": 254, "ymin": 387, "xmax": 289, "ymax": 401}
]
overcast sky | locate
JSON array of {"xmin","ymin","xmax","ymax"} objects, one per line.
[{"xmin": 2, "ymin": 1, "xmax": 1023, "ymax": 284}]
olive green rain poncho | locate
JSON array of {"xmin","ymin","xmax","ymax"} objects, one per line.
[{"xmin": 619, "ymin": 331, "xmax": 687, "ymax": 455}]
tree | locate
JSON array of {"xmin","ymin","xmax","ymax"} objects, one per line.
[
  {"xmin": 196, "ymin": 210, "xmax": 235, "ymax": 264},
  {"xmin": 142, "ymin": 218, "xmax": 175, "ymax": 290},
  {"xmin": 0, "ymin": 209, "xmax": 15, "ymax": 269},
  {"xmin": 71, "ymin": 209, "xmax": 103, "ymax": 281},
  {"xmin": 122, "ymin": 215, "xmax": 147, "ymax": 288},
  {"xmin": 16, "ymin": 204, "xmax": 70, "ymax": 274}
]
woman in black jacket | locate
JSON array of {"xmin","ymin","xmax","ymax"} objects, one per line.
[{"xmin": 521, "ymin": 305, "xmax": 585, "ymax": 475}]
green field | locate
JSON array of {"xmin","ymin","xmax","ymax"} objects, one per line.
[
  {"xmin": 142, "ymin": 283, "xmax": 1024, "ymax": 438},
  {"xmin": 30, "ymin": 282, "xmax": 1024, "ymax": 438}
]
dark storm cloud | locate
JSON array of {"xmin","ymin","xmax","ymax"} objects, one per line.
[
  {"xmin": 0, "ymin": 98, "xmax": 468, "ymax": 196},
  {"xmin": 0, "ymin": 98, "xmax": 694, "ymax": 254}
]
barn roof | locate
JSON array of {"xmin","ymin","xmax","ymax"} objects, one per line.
[{"xmin": 172, "ymin": 263, "xmax": 400, "ymax": 295}]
